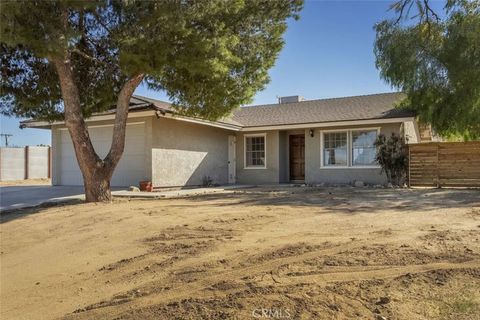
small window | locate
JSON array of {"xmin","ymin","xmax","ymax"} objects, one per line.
[
  {"xmin": 245, "ymin": 135, "xmax": 266, "ymax": 168},
  {"xmin": 352, "ymin": 130, "xmax": 377, "ymax": 166},
  {"xmin": 323, "ymin": 132, "xmax": 348, "ymax": 166}
]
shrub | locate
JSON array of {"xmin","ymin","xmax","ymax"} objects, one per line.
[{"xmin": 374, "ymin": 133, "xmax": 408, "ymax": 186}]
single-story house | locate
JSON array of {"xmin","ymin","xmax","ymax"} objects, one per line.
[{"xmin": 23, "ymin": 92, "xmax": 423, "ymax": 187}]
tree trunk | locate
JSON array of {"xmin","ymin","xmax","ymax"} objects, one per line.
[
  {"xmin": 53, "ymin": 56, "xmax": 144, "ymax": 202},
  {"xmin": 84, "ymin": 172, "xmax": 111, "ymax": 202}
]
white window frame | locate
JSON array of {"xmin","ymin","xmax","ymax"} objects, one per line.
[
  {"xmin": 244, "ymin": 133, "xmax": 267, "ymax": 169},
  {"xmin": 350, "ymin": 128, "xmax": 381, "ymax": 168},
  {"xmin": 320, "ymin": 129, "xmax": 350, "ymax": 168},
  {"xmin": 320, "ymin": 127, "xmax": 381, "ymax": 169}
]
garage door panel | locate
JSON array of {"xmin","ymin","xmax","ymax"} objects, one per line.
[
  {"xmin": 58, "ymin": 123, "xmax": 145, "ymax": 186},
  {"xmin": 61, "ymin": 156, "xmax": 79, "ymax": 171}
]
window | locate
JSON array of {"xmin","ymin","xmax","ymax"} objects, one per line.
[
  {"xmin": 245, "ymin": 134, "xmax": 266, "ymax": 168},
  {"xmin": 323, "ymin": 132, "xmax": 348, "ymax": 166},
  {"xmin": 352, "ymin": 130, "xmax": 378, "ymax": 166},
  {"xmin": 321, "ymin": 128, "xmax": 380, "ymax": 168}
]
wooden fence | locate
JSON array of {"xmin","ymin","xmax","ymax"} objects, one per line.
[{"xmin": 408, "ymin": 141, "xmax": 480, "ymax": 187}]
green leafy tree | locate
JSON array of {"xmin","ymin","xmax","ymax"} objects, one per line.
[
  {"xmin": 374, "ymin": 133, "xmax": 408, "ymax": 186},
  {"xmin": 1, "ymin": 0, "xmax": 302, "ymax": 202},
  {"xmin": 374, "ymin": 0, "xmax": 480, "ymax": 139}
]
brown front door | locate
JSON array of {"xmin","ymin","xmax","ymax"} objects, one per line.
[{"xmin": 289, "ymin": 134, "xmax": 305, "ymax": 181}]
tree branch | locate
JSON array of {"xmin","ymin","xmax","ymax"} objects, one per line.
[
  {"xmin": 92, "ymin": 10, "xmax": 113, "ymax": 35},
  {"xmin": 104, "ymin": 73, "xmax": 145, "ymax": 169},
  {"xmin": 423, "ymin": 0, "xmax": 440, "ymax": 22},
  {"xmin": 71, "ymin": 48, "xmax": 109, "ymax": 66},
  {"xmin": 393, "ymin": 0, "xmax": 440, "ymax": 25}
]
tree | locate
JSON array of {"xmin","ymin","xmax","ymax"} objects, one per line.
[
  {"xmin": 374, "ymin": 0, "xmax": 480, "ymax": 139},
  {"xmin": 374, "ymin": 133, "xmax": 408, "ymax": 186},
  {"xmin": 1, "ymin": 1, "xmax": 302, "ymax": 202}
]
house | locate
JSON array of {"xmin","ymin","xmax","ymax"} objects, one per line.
[{"xmin": 23, "ymin": 92, "xmax": 422, "ymax": 187}]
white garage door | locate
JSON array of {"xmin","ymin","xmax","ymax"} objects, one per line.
[{"xmin": 59, "ymin": 122, "xmax": 146, "ymax": 186}]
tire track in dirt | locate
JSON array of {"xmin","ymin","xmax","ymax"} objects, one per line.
[
  {"xmin": 273, "ymin": 259, "xmax": 480, "ymax": 285},
  {"xmin": 64, "ymin": 231, "xmax": 480, "ymax": 320},
  {"xmin": 63, "ymin": 241, "xmax": 358, "ymax": 319}
]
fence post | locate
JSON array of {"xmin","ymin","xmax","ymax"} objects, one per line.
[
  {"xmin": 407, "ymin": 144, "xmax": 411, "ymax": 187},
  {"xmin": 48, "ymin": 146, "xmax": 52, "ymax": 179},
  {"xmin": 24, "ymin": 146, "xmax": 29, "ymax": 180},
  {"xmin": 436, "ymin": 143, "xmax": 440, "ymax": 188}
]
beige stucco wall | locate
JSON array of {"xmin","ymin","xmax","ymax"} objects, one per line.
[
  {"xmin": 235, "ymin": 131, "xmax": 280, "ymax": 184},
  {"xmin": 151, "ymin": 117, "xmax": 231, "ymax": 187},
  {"xmin": 236, "ymin": 122, "xmax": 403, "ymax": 185},
  {"xmin": 50, "ymin": 113, "xmax": 405, "ymax": 187},
  {"xmin": 402, "ymin": 120, "xmax": 420, "ymax": 143},
  {"xmin": 51, "ymin": 115, "xmax": 231, "ymax": 187}
]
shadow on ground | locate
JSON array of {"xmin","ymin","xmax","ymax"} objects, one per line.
[
  {"xmin": 184, "ymin": 187, "xmax": 480, "ymax": 214},
  {"xmin": 2, "ymin": 186, "xmax": 479, "ymax": 224}
]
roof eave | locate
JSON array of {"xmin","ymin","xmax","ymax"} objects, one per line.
[
  {"xmin": 21, "ymin": 109, "xmax": 243, "ymax": 132},
  {"xmin": 20, "ymin": 110, "xmax": 158, "ymax": 129},
  {"xmin": 239, "ymin": 116, "xmax": 416, "ymax": 131}
]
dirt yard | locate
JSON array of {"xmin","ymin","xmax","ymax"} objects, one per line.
[
  {"xmin": 1, "ymin": 187, "xmax": 479, "ymax": 320},
  {"xmin": 0, "ymin": 178, "xmax": 51, "ymax": 186}
]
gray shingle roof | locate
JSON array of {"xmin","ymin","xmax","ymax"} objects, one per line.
[
  {"xmin": 130, "ymin": 95, "xmax": 173, "ymax": 112},
  {"xmin": 230, "ymin": 92, "xmax": 413, "ymax": 127},
  {"xmin": 21, "ymin": 92, "xmax": 413, "ymax": 129},
  {"xmin": 129, "ymin": 92, "xmax": 413, "ymax": 128},
  {"xmin": 131, "ymin": 95, "xmax": 244, "ymax": 126}
]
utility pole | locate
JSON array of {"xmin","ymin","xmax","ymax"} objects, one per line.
[{"xmin": 0, "ymin": 133, "xmax": 13, "ymax": 147}]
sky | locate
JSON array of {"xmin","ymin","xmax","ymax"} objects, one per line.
[{"xmin": 0, "ymin": 0, "xmax": 443, "ymax": 147}]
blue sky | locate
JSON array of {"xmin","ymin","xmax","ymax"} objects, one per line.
[{"xmin": 1, "ymin": 0, "xmax": 442, "ymax": 147}]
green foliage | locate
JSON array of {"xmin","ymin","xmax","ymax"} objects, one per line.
[
  {"xmin": 374, "ymin": 0, "xmax": 480, "ymax": 139},
  {"xmin": 374, "ymin": 133, "xmax": 408, "ymax": 186},
  {"xmin": 1, "ymin": 0, "xmax": 303, "ymax": 121}
]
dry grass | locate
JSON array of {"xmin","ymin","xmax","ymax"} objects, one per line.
[{"xmin": 1, "ymin": 186, "xmax": 479, "ymax": 320}]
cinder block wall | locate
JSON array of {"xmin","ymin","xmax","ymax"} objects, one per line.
[{"xmin": 0, "ymin": 146, "xmax": 51, "ymax": 181}]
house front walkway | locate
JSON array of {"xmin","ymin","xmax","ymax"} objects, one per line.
[
  {"xmin": 0, "ymin": 184, "xmax": 255, "ymax": 212},
  {"xmin": 112, "ymin": 184, "xmax": 255, "ymax": 199}
]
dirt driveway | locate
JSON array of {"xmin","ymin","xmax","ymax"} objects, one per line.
[{"xmin": 1, "ymin": 187, "xmax": 479, "ymax": 320}]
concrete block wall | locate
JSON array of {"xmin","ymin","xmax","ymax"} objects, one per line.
[{"xmin": 0, "ymin": 146, "xmax": 51, "ymax": 181}]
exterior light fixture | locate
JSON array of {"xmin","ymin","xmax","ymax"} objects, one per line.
[{"xmin": 309, "ymin": 129, "xmax": 314, "ymax": 137}]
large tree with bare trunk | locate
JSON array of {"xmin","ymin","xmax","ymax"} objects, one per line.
[{"xmin": 1, "ymin": 0, "xmax": 302, "ymax": 202}]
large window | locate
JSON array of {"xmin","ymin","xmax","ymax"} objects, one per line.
[
  {"xmin": 245, "ymin": 134, "xmax": 266, "ymax": 168},
  {"xmin": 321, "ymin": 129, "xmax": 379, "ymax": 167},
  {"xmin": 352, "ymin": 130, "xmax": 377, "ymax": 166},
  {"xmin": 323, "ymin": 132, "xmax": 348, "ymax": 166}
]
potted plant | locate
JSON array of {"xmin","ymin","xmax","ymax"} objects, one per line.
[{"xmin": 139, "ymin": 179, "xmax": 153, "ymax": 192}]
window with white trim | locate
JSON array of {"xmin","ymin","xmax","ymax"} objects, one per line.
[
  {"xmin": 245, "ymin": 135, "xmax": 266, "ymax": 168},
  {"xmin": 321, "ymin": 129, "xmax": 379, "ymax": 167},
  {"xmin": 351, "ymin": 130, "xmax": 378, "ymax": 166},
  {"xmin": 323, "ymin": 132, "xmax": 348, "ymax": 166}
]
